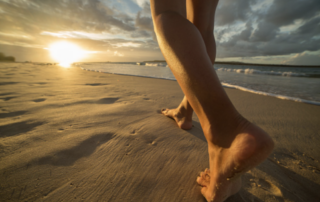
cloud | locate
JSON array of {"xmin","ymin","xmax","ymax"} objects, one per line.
[
  {"xmin": 134, "ymin": 2, "xmax": 155, "ymax": 39},
  {"xmin": 135, "ymin": 11, "xmax": 153, "ymax": 32},
  {"xmin": 134, "ymin": 0, "xmax": 149, "ymax": 8},
  {"xmin": 0, "ymin": 0, "xmax": 319, "ymax": 64},
  {"xmin": 113, "ymin": 51, "xmax": 124, "ymax": 57},
  {"xmin": 238, "ymin": 22, "xmax": 254, "ymax": 41},
  {"xmin": 215, "ymin": 0, "xmax": 320, "ymax": 59},
  {"xmin": 113, "ymin": 42, "xmax": 142, "ymax": 48},
  {"xmin": 0, "ymin": 0, "xmax": 136, "ymax": 36},
  {"xmin": 0, "ymin": 0, "xmax": 161, "ymax": 62},
  {"xmin": 283, "ymin": 51, "xmax": 320, "ymax": 65},
  {"xmin": 265, "ymin": 0, "xmax": 320, "ymax": 26},
  {"xmin": 294, "ymin": 16, "xmax": 320, "ymax": 36},
  {"xmin": 215, "ymin": 0, "xmax": 258, "ymax": 25},
  {"xmin": 251, "ymin": 21, "xmax": 279, "ymax": 42}
]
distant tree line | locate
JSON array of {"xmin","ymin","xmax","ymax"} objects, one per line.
[{"xmin": 0, "ymin": 52, "xmax": 15, "ymax": 62}]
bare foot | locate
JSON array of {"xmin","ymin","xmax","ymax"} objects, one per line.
[
  {"xmin": 197, "ymin": 120, "xmax": 274, "ymax": 202},
  {"xmin": 161, "ymin": 107, "xmax": 193, "ymax": 130},
  {"xmin": 161, "ymin": 96, "xmax": 193, "ymax": 130}
]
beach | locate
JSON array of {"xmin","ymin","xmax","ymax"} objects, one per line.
[{"xmin": 1, "ymin": 63, "xmax": 320, "ymax": 201}]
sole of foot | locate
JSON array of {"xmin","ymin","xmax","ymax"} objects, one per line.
[{"xmin": 197, "ymin": 121, "xmax": 274, "ymax": 202}]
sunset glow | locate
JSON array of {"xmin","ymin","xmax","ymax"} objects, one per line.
[
  {"xmin": 48, "ymin": 41, "xmax": 87, "ymax": 67},
  {"xmin": 1, "ymin": 0, "xmax": 319, "ymax": 65}
]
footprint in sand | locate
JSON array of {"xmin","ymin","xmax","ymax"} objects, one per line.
[
  {"xmin": 257, "ymin": 178, "xmax": 283, "ymax": 198},
  {"xmin": 0, "ymin": 93, "xmax": 14, "ymax": 96},
  {"xmin": 143, "ymin": 98, "xmax": 150, "ymax": 100},
  {"xmin": 96, "ymin": 97, "xmax": 119, "ymax": 104},
  {"xmin": 33, "ymin": 98, "xmax": 46, "ymax": 103},
  {"xmin": 85, "ymin": 83, "xmax": 108, "ymax": 86},
  {"xmin": 0, "ymin": 110, "xmax": 27, "ymax": 119},
  {"xmin": 0, "ymin": 82, "xmax": 19, "ymax": 85},
  {"xmin": 1, "ymin": 97, "xmax": 16, "ymax": 101},
  {"xmin": 149, "ymin": 141, "xmax": 156, "ymax": 145}
]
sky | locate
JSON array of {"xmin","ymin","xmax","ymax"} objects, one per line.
[{"xmin": 0, "ymin": 0, "xmax": 319, "ymax": 65}]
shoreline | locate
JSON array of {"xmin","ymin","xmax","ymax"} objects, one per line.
[
  {"xmin": 1, "ymin": 63, "xmax": 320, "ymax": 201},
  {"xmin": 142, "ymin": 60, "xmax": 320, "ymax": 68},
  {"xmin": 80, "ymin": 66, "xmax": 320, "ymax": 106}
]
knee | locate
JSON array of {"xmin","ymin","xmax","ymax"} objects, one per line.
[
  {"xmin": 189, "ymin": 18, "xmax": 214, "ymax": 40},
  {"xmin": 153, "ymin": 11, "xmax": 184, "ymax": 33},
  {"xmin": 194, "ymin": 24, "xmax": 213, "ymax": 40}
]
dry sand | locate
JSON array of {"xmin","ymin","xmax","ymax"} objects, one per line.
[{"xmin": 0, "ymin": 63, "xmax": 320, "ymax": 202}]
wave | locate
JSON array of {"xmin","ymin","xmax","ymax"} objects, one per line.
[
  {"xmin": 136, "ymin": 64, "xmax": 320, "ymax": 78},
  {"xmin": 215, "ymin": 67, "xmax": 320, "ymax": 78},
  {"xmin": 79, "ymin": 66, "xmax": 176, "ymax": 80},
  {"xmin": 145, "ymin": 63, "xmax": 168, "ymax": 67},
  {"xmin": 78, "ymin": 65, "xmax": 320, "ymax": 106},
  {"xmin": 221, "ymin": 82, "xmax": 320, "ymax": 106}
]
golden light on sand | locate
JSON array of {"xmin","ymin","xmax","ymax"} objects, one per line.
[{"xmin": 48, "ymin": 41, "xmax": 86, "ymax": 67}]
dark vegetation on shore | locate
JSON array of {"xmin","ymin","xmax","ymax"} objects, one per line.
[
  {"xmin": 0, "ymin": 52, "xmax": 15, "ymax": 62},
  {"xmin": 143, "ymin": 60, "xmax": 320, "ymax": 68}
]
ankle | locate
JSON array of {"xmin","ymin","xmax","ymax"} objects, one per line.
[
  {"xmin": 177, "ymin": 105, "xmax": 193, "ymax": 119},
  {"xmin": 203, "ymin": 114, "xmax": 250, "ymax": 148}
]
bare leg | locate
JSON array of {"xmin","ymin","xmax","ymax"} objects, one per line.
[
  {"xmin": 151, "ymin": 0, "xmax": 274, "ymax": 201},
  {"xmin": 161, "ymin": 0, "xmax": 217, "ymax": 130}
]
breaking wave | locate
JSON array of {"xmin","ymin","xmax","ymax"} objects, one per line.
[{"xmin": 215, "ymin": 67, "xmax": 320, "ymax": 78}]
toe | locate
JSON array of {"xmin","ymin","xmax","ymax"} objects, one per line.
[
  {"xmin": 200, "ymin": 171, "xmax": 206, "ymax": 178},
  {"xmin": 197, "ymin": 175, "xmax": 210, "ymax": 187},
  {"xmin": 161, "ymin": 108, "xmax": 169, "ymax": 115},
  {"xmin": 200, "ymin": 169, "xmax": 210, "ymax": 181},
  {"xmin": 162, "ymin": 108, "xmax": 175, "ymax": 118},
  {"xmin": 197, "ymin": 176, "xmax": 205, "ymax": 186}
]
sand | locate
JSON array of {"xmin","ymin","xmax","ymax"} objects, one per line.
[{"xmin": 0, "ymin": 62, "xmax": 320, "ymax": 202}]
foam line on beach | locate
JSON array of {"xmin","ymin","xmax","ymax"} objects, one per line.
[
  {"xmin": 145, "ymin": 63, "xmax": 169, "ymax": 67},
  {"xmin": 79, "ymin": 66, "xmax": 320, "ymax": 106},
  {"xmin": 79, "ymin": 67, "xmax": 176, "ymax": 80},
  {"xmin": 221, "ymin": 82, "xmax": 320, "ymax": 106},
  {"xmin": 137, "ymin": 63, "xmax": 320, "ymax": 78},
  {"xmin": 215, "ymin": 67, "xmax": 320, "ymax": 78}
]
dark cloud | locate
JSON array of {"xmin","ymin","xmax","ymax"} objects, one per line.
[
  {"xmin": 295, "ymin": 16, "xmax": 320, "ymax": 36},
  {"xmin": 215, "ymin": 0, "xmax": 258, "ymax": 25},
  {"xmin": 0, "ymin": 0, "xmax": 135, "ymax": 35},
  {"xmin": 284, "ymin": 51, "xmax": 320, "ymax": 65},
  {"xmin": 0, "ymin": 0, "xmax": 158, "ymax": 61},
  {"xmin": 130, "ymin": 30, "xmax": 152, "ymax": 38},
  {"xmin": 135, "ymin": 12, "xmax": 153, "ymax": 32},
  {"xmin": 215, "ymin": 0, "xmax": 320, "ymax": 58},
  {"xmin": 265, "ymin": 0, "xmax": 320, "ymax": 26},
  {"xmin": 134, "ymin": 3, "xmax": 157, "ymax": 41},
  {"xmin": 134, "ymin": 2, "xmax": 154, "ymax": 36},
  {"xmin": 251, "ymin": 20, "xmax": 279, "ymax": 42},
  {"xmin": 238, "ymin": 22, "xmax": 253, "ymax": 41},
  {"xmin": 0, "ymin": 0, "xmax": 319, "ymax": 63}
]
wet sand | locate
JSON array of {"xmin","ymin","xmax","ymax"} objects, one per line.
[{"xmin": 0, "ymin": 63, "xmax": 320, "ymax": 202}]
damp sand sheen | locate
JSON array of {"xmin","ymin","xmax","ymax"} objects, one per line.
[{"xmin": 0, "ymin": 63, "xmax": 320, "ymax": 201}]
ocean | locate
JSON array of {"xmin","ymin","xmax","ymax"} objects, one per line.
[{"xmin": 78, "ymin": 62, "xmax": 320, "ymax": 106}]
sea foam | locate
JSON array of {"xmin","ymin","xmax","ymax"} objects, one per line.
[
  {"xmin": 214, "ymin": 67, "xmax": 315, "ymax": 77},
  {"xmin": 77, "ymin": 63, "xmax": 320, "ymax": 106}
]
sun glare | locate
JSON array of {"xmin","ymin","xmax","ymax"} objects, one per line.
[{"xmin": 48, "ymin": 41, "xmax": 86, "ymax": 67}]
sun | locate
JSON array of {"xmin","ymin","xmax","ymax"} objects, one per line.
[{"xmin": 48, "ymin": 41, "xmax": 86, "ymax": 67}]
